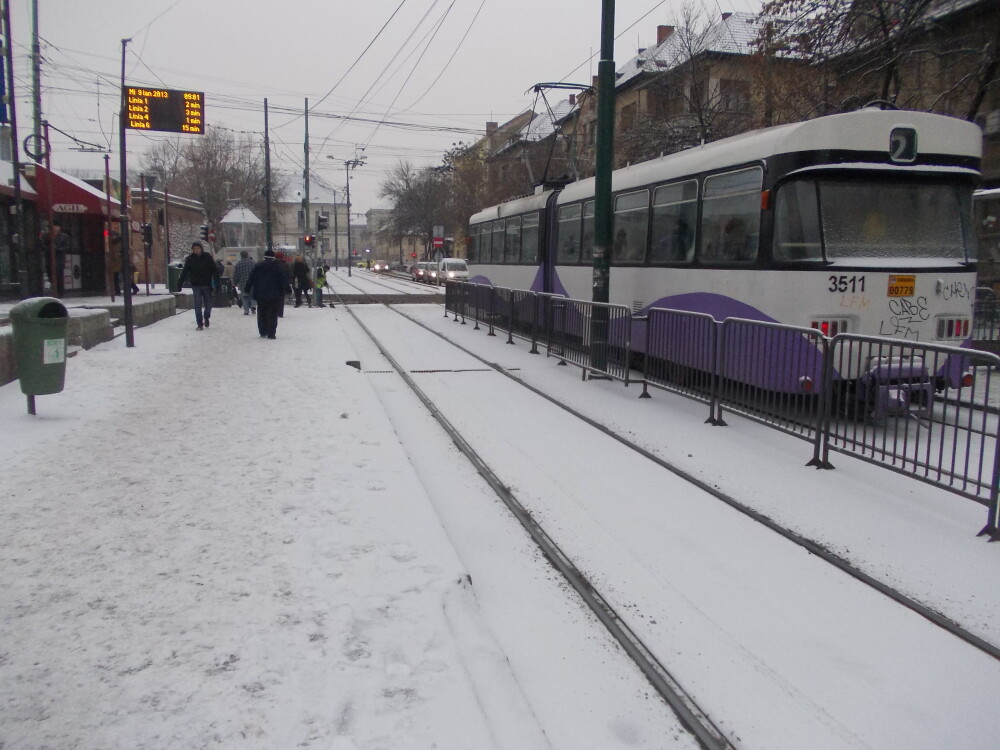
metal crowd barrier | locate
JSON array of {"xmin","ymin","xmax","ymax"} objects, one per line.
[
  {"xmin": 820, "ymin": 334, "xmax": 1000, "ymax": 534},
  {"xmin": 973, "ymin": 287, "xmax": 1000, "ymax": 342},
  {"xmin": 640, "ymin": 308, "xmax": 720, "ymax": 420},
  {"xmin": 444, "ymin": 282, "xmax": 1000, "ymax": 535},
  {"xmin": 718, "ymin": 318, "xmax": 829, "ymax": 464},
  {"xmin": 547, "ymin": 297, "xmax": 632, "ymax": 382}
]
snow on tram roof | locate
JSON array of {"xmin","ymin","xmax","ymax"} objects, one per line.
[{"xmin": 556, "ymin": 109, "xmax": 982, "ymax": 203}]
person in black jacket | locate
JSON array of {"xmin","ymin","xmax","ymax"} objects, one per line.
[
  {"xmin": 292, "ymin": 255, "xmax": 312, "ymax": 307},
  {"xmin": 243, "ymin": 249, "xmax": 292, "ymax": 339},
  {"xmin": 176, "ymin": 241, "xmax": 220, "ymax": 330}
]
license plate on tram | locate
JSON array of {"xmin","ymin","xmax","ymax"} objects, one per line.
[{"xmin": 887, "ymin": 275, "xmax": 915, "ymax": 297}]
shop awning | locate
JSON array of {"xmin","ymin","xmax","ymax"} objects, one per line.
[
  {"xmin": 0, "ymin": 160, "xmax": 38, "ymax": 200},
  {"xmin": 25, "ymin": 164, "xmax": 120, "ymax": 215}
]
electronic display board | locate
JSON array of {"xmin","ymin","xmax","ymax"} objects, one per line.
[{"xmin": 125, "ymin": 87, "xmax": 204, "ymax": 134}]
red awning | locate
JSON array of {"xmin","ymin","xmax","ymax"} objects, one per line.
[
  {"xmin": 0, "ymin": 161, "xmax": 38, "ymax": 200},
  {"xmin": 26, "ymin": 164, "xmax": 120, "ymax": 216}
]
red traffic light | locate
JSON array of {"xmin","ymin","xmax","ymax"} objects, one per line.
[
  {"xmin": 304, "ymin": 234, "xmax": 315, "ymax": 247},
  {"xmin": 411, "ymin": 252, "xmax": 417, "ymax": 258}
]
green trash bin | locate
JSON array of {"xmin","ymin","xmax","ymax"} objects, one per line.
[
  {"xmin": 167, "ymin": 262, "xmax": 184, "ymax": 292},
  {"xmin": 10, "ymin": 297, "xmax": 69, "ymax": 413}
]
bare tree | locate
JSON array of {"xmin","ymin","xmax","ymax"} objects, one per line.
[{"xmin": 756, "ymin": 0, "xmax": 999, "ymax": 120}]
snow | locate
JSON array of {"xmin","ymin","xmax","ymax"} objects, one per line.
[{"xmin": 1, "ymin": 279, "xmax": 999, "ymax": 748}]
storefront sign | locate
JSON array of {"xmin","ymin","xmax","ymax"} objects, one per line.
[{"xmin": 52, "ymin": 203, "xmax": 88, "ymax": 213}]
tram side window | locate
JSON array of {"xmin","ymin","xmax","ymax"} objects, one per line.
[
  {"xmin": 581, "ymin": 202, "xmax": 595, "ymax": 262},
  {"xmin": 490, "ymin": 220, "xmax": 505, "ymax": 264},
  {"xmin": 468, "ymin": 225, "xmax": 480, "ymax": 263},
  {"xmin": 557, "ymin": 204, "xmax": 583, "ymax": 263},
  {"xmin": 613, "ymin": 190, "xmax": 650, "ymax": 263},
  {"xmin": 505, "ymin": 217, "xmax": 522, "ymax": 263},
  {"xmin": 773, "ymin": 180, "xmax": 822, "ymax": 261},
  {"xmin": 699, "ymin": 167, "xmax": 762, "ymax": 263},
  {"xmin": 522, "ymin": 213, "xmax": 540, "ymax": 264},
  {"xmin": 650, "ymin": 180, "xmax": 697, "ymax": 263}
]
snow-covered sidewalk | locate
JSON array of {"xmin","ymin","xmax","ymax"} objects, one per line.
[{"xmin": 0, "ymin": 305, "xmax": 558, "ymax": 748}]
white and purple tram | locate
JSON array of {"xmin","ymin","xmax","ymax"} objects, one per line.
[{"xmin": 468, "ymin": 109, "xmax": 981, "ymax": 358}]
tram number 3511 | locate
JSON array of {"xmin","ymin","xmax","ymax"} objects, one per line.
[{"xmin": 829, "ymin": 275, "xmax": 867, "ymax": 294}]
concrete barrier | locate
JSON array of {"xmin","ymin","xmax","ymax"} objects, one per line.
[{"xmin": 0, "ymin": 295, "xmax": 176, "ymax": 388}]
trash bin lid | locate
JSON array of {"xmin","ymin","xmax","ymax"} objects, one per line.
[{"xmin": 9, "ymin": 296, "xmax": 68, "ymax": 320}]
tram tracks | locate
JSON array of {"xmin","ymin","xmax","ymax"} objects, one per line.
[{"xmin": 331, "ymin": 287, "xmax": 1000, "ymax": 747}]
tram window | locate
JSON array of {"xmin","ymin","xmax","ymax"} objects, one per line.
[
  {"xmin": 700, "ymin": 167, "xmax": 762, "ymax": 263},
  {"xmin": 522, "ymin": 213, "xmax": 540, "ymax": 264},
  {"xmin": 505, "ymin": 216, "xmax": 522, "ymax": 263},
  {"xmin": 613, "ymin": 190, "xmax": 649, "ymax": 263},
  {"xmin": 774, "ymin": 180, "xmax": 822, "ymax": 261},
  {"xmin": 819, "ymin": 180, "xmax": 970, "ymax": 260},
  {"xmin": 581, "ymin": 202, "xmax": 595, "ymax": 261},
  {"xmin": 468, "ymin": 225, "xmax": 481, "ymax": 263},
  {"xmin": 490, "ymin": 220, "xmax": 505, "ymax": 263},
  {"xmin": 557, "ymin": 204, "xmax": 583, "ymax": 263},
  {"xmin": 650, "ymin": 180, "xmax": 697, "ymax": 263}
]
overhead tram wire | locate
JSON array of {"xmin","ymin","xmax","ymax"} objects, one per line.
[
  {"xmin": 392, "ymin": 0, "xmax": 488, "ymax": 115},
  {"xmin": 274, "ymin": 0, "xmax": 410, "ymax": 132},
  {"xmin": 314, "ymin": 0, "xmax": 446, "ymax": 153},
  {"xmin": 362, "ymin": 1, "xmax": 456, "ymax": 150},
  {"xmin": 558, "ymin": 0, "xmax": 671, "ymax": 83}
]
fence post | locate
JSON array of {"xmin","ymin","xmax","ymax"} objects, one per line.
[
  {"xmin": 709, "ymin": 321, "xmax": 725, "ymax": 426},
  {"xmin": 529, "ymin": 292, "xmax": 540, "ymax": 354},
  {"xmin": 487, "ymin": 287, "xmax": 496, "ymax": 337},
  {"xmin": 980, "ymin": 431, "xmax": 1000, "ymax": 540},
  {"xmin": 808, "ymin": 335, "xmax": 835, "ymax": 469},
  {"xmin": 506, "ymin": 290, "xmax": 515, "ymax": 345},
  {"xmin": 640, "ymin": 312, "xmax": 652, "ymax": 398}
]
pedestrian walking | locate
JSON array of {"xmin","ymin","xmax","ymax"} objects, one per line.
[
  {"xmin": 274, "ymin": 251, "xmax": 291, "ymax": 317},
  {"xmin": 176, "ymin": 240, "xmax": 220, "ymax": 330},
  {"xmin": 314, "ymin": 264, "xmax": 330, "ymax": 308},
  {"xmin": 292, "ymin": 255, "xmax": 312, "ymax": 307},
  {"xmin": 231, "ymin": 249, "xmax": 256, "ymax": 315},
  {"xmin": 45, "ymin": 220, "xmax": 71, "ymax": 296},
  {"xmin": 243, "ymin": 249, "xmax": 292, "ymax": 339}
]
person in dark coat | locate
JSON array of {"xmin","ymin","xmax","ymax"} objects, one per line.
[
  {"xmin": 176, "ymin": 240, "xmax": 220, "ymax": 330},
  {"xmin": 243, "ymin": 249, "xmax": 292, "ymax": 339},
  {"xmin": 292, "ymin": 255, "xmax": 312, "ymax": 307}
]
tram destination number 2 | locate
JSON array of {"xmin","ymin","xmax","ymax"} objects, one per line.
[{"xmin": 829, "ymin": 275, "xmax": 866, "ymax": 294}]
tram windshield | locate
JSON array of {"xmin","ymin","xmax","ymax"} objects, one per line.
[{"xmin": 774, "ymin": 177, "xmax": 975, "ymax": 262}]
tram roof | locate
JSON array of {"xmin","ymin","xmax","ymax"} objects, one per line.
[{"xmin": 557, "ymin": 109, "xmax": 982, "ymax": 203}]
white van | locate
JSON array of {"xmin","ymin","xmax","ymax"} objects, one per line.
[{"xmin": 437, "ymin": 258, "xmax": 469, "ymax": 284}]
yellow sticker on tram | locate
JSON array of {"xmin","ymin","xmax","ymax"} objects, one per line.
[{"xmin": 887, "ymin": 274, "xmax": 915, "ymax": 297}]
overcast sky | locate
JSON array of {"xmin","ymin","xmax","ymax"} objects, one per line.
[{"xmin": 11, "ymin": 0, "xmax": 762, "ymax": 218}]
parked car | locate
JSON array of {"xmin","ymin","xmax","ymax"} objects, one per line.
[
  {"xmin": 422, "ymin": 262, "xmax": 439, "ymax": 284},
  {"xmin": 437, "ymin": 258, "xmax": 469, "ymax": 284}
]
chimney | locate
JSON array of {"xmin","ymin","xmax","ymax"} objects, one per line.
[
  {"xmin": 721, "ymin": 12, "xmax": 732, "ymax": 21},
  {"xmin": 657, "ymin": 25, "xmax": 674, "ymax": 44},
  {"xmin": 486, "ymin": 122, "xmax": 498, "ymax": 137},
  {"xmin": 569, "ymin": 94, "xmax": 576, "ymax": 106}
]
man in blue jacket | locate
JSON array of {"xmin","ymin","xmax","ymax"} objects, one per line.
[
  {"xmin": 243, "ymin": 249, "xmax": 292, "ymax": 339},
  {"xmin": 176, "ymin": 240, "xmax": 220, "ymax": 330}
]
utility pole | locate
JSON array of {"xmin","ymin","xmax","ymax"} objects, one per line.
[
  {"xmin": 263, "ymin": 98, "xmax": 273, "ymax": 253},
  {"xmin": 332, "ymin": 188, "xmax": 339, "ymax": 271},
  {"xmin": 118, "ymin": 38, "xmax": 134, "ymax": 347},
  {"xmin": 30, "ymin": 0, "xmax": 39, "ymax": 145},
  {"xmin": 590, "ymin": 0, "xmax": 616, "ymax": 370},
  {"xmin": 2, "ymin": 0, "xmax": 29, "ymax": 296},
  {"xmin": 303, "ymin": 98, "xmax": 310, "ymax": 263},
  {"xmin": 344, "ymin": 156, "xmax": 364, "ymax": 278}
]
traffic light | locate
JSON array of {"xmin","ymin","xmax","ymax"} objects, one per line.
[
  {"xmin": 304, "ymin": 234, "xmax": 316, "ymax": 247},
  {"xmin": 141, "ymin": 223, "xmax": 153, "ymax": 246},
  {"xmin": 199, "ymin": 224, "xmax": 209, "ymax": 241},
  {"xmin": 316, "ymin": 213, "xmax": 329, "ymax": 231},
  {"xmin": 411, "ymin": 252, "xmax": 417, "ymax": 258}
]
